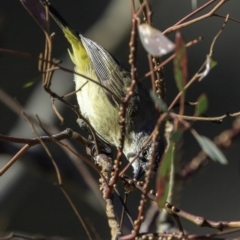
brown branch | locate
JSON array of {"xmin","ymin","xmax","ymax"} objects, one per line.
[
  {"xmin": 121, "ymin": 175, "xmax": 157, "ymax": 202},
  {"xmin": 119, "ymin": 192, "xmax": 129, "ymax": 230},
  {"xmin": 16, "ymin": 100, "xmax": 62, "ymax": 184},
  {"xmin": 178, "ymin": 111, "xmax": 240, "ymax": 122},
  {"xmin": 0, "ymin": 144, "xmax": 30, "ymax": 176},
  {"xmin": 114, "ymin": 187, "xmax": 134, "ymax": 229},
  {"xmin": 168, "ymin": 13, "xmax": 228, "ymax": 111},
  {"xmin": 165, "ymin": 202, "xmax": 240, "ymax": 231},
  {"xmin": 138, "ymin": 0, "xmax": 166, "ymax": 99},
  {"xmin": 5, "ymin": 96, "xmax": 91, "ymax": 239},
  {"xmin": 213, "ymin": 13, "xmax": 240, "ymax": 24},
  {"xmin": 174, "ymin": 0, "xmax": 217, "ymax": 26},
  {"xmin": 59, "ymin": 185, "xmax": 93, "ymax": 240},
  {"xmin": 35, "ymin": 118, "xmax": 105, "ymax": 182},
  {"xmin": 0, "ymin": 128, "xmax": 89, "ymax": 145},
  {"xmin": 0, "ymin": 48, "xmax": 122, "ymax": 104},
  {"xmin": 120, "ymin": 231, "xmax": 240, "ymax": 240},
  {"xmin": 140, "ymin": 36, "xmax": 203, "ymax": 81},
  {"xmin": 55, "ymin": 139, "xmax": 106, "ymax": 207},
  {"xmin": 0, "ymin": 128, "xmax": 98, "ymax": 177},
  {"xmin": 51, "ymin": 97, "xmax": 64, "ymax": 125},
  {"xmin": 109, "ymin": 0, "xmax": 139, "ymax": 187},
  {"xmin": 95, "ymin": 154, "xmax": 121, "ymax": 239},
  {"xmin": 133, "ymin": 126, "xmax": 163, "ymax": 236},
  {"xmin": 16, "ymin": 100, "xmax": 93, "ymax": 238},
  {"xmin": 163, "ymin": 0, "xmax": 227, "ymax": 35},
  {"xmin": 0, "ymin": 86, "xmax": 104, "ymax": 206}
]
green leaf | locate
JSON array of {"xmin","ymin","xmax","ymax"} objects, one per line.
[
  {"xmin": 210, "ymin": 58, "xmax": 217, "ymax": 69},
  {"xmin": 156, "ymin": 143, "xmax": 174, "ymax": 209},
  {"xmin": 192, "ymin": 131, "xmax": 228, "ymax": 165},
  {"xmin": 150, "ymin": 90, "xmax": 167, "ymax": 112},
  {"xmin": 23, "ymin": 81, "xmax": 35, "ymax": 88},
  {"xmin": 173, "ymin": 32, "xmax": 188, "ymax": 93},
  {"xmin": 171, "ymin": 130, "xmax": 183, "ymax": 143},
  {"xmin": 195, "ymin": 94, "xmax": 208, "ymax": 116}
]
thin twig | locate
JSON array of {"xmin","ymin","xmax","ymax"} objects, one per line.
[
  {"xmin": 140, "ymin": 36, "xmax": 203, "ymax": 81},
  {"xmin": 169, "ymin": 14, "xmax": 228, "ymax": 110},
  {"xmin": 22, "ymin": 106, "xmax": 92, "ymax": 239},
  {"xmin": 0, "ymin": 129, "xmax": 89, "ymax": 145},
  {"xmin": 178, "ymin": 111, "xmax": 240, "ymax": 122},
  {"xmin": 213, "ymin": 13, "xmax": 240, "ymax": 24},
  {"xmin": 174, "ymin": 0, "xmax": 217, "ymax": 26},
  {"xmin": 163, "ymin": 0, "xmax": 227, "ymax": 35},
  {"xmin": 0, "ymin": 86, "xmax": 104, "ymax": 206},
  {"xmin": 109, "ymin": 0, "xmax": 139, "ymax": 188},
  {"xmin": 165, "ymin": 202, "xmax": 240, "ymax": 230},
  {"xmin": 119, "ymin": 192, "xmax": 129, "ymax": 230},
  {"xmin": 59, "ymin": 185, "xmax": 93, "ymax": 240},
  {"xmin": 0, "ymin": 144, "xmax": 30, "ymax": 176},
  {"xmin": 0, "ymin": 48, "xmax": 122, "ymax": 104}
]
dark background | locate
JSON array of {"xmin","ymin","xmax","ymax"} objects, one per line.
[{"xmin": 0, "ymin": 0, "xmax": 240, "ymax": 239}]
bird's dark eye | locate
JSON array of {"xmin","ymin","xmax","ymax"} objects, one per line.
[{"xmin": 142, "ymin": 149, "xmax": 149, "ymax": 158}]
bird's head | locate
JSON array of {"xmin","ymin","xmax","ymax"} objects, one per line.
[{"xmin": 125, "ymin": 132, "xmax": 165, "ymax": 180}]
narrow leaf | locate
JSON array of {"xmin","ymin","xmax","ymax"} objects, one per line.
[
  {"xmin": 210, "ymin": 58, "xmax": 217, "ymax": 69},
  {"xmin": 138, "ymin": 23, "xmax": 175, "ymax": 57},
  {"xmin": 195, "ymin": 94, "xmax": 208, "ymax": 116},
  {"xmin": 23, "ymin": 81, "xmax": 35, "ymax": 88},
  {"xmin": 156, "ymin": 143, "xmax": 174, "ymax": 209},
  {"xmin": 173, "ymin": 32, "xmax": 188, "ymax": 92},
  {"xmin": 171, "ymin": 130, "xmax": 183, "ymax": 143},
  {"xmin": 192, "ymin": 131, "xmax": 228, "ymax": 165},
  {"xmin": 150, "ymin": 91, "xmax": 167, "ymax": 112}
]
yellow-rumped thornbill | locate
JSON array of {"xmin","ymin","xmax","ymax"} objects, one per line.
[{"xmin": 40, "ymin": 0, "xmax": 165, "ymax": 179}]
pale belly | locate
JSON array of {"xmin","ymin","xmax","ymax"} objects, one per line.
[{"xmin": 74, "ymin": 74, "xmax": 120, "ymax": 146}]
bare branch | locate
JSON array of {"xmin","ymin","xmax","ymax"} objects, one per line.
[{"xmin": 165, "ymin": 202, "xmax": 240, "ymax": 231}]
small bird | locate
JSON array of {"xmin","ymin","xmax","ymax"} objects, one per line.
[{"xmin": 40, "ymin": 1, "xmax": 165, "ymax": 179}]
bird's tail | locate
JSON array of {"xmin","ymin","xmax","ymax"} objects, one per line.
[{"xmin": 40, "ymin": 0, "xmax": 90, "ymax": 70}]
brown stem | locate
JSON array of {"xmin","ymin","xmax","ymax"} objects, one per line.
[
  {"xmin": 163, "ymin": 0, "xmax": 227, "ymax": 35},
  {"xmin": 165, "ymin": 202, "xmax": 240, "ymax": 230},
  {"xmin": 0, "ymin": 144, "xmax": 30, "ymax": 176}
]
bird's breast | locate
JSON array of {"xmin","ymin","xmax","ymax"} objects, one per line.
[{"xmin": 74, "ymin": 71, "xmax": 121, "ymax": 146}]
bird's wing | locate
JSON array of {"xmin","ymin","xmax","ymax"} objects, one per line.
[
  {"xmin": 81, "ymin": 36, "xmax": 130, "ymax": 106},
  {"xmin": 40, "ymin": 0, "xmax": 130, "ymax": 106}
]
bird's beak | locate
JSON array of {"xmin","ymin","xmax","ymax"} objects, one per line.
[{"xmin": 133, "ymin": 164, "xmax": 145, "ymax": 180}]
